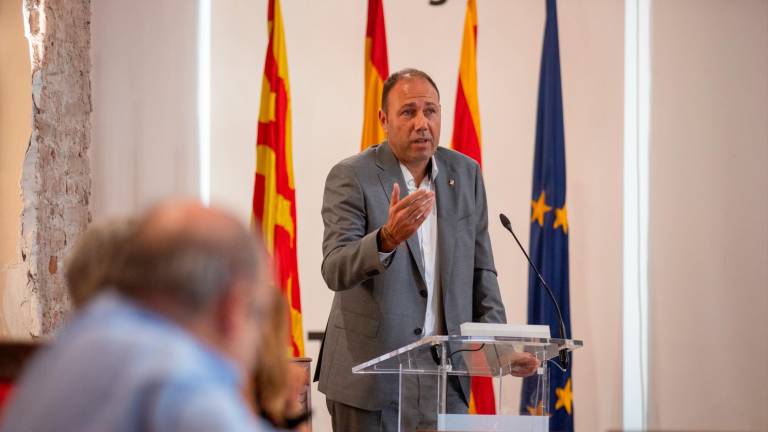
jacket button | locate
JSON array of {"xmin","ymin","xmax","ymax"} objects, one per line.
[
  {"xmin": 414, "ymin": 328, "xmax": 422, "ymax": 335},
  {"xmin": 419, "ymin": 289, "xmax": 427, "ymax": 298}
]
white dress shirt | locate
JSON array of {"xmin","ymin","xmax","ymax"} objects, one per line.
[
  {"xmin": 399, "ymin": 157, "xmax": 443, "ymax": 337},
  {"xmin": 377, "ymin": 157, "xmax": 444, "ymax": 336}
]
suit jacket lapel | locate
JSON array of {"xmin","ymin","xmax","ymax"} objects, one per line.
[
  {"xmin": 375, "ymin": 143, "xmax": 427, "ymax": 285},
  {"xmin": 435, "ymin": 152, "xmax": 458, "ymax": 294}
]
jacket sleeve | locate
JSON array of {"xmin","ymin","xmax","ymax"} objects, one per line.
[
  {"xmin": 320, "ymin": 163, "xmax": 389, "ymax": 292},
  {"xmin": 471, "ymin": 165, "xmax": 507, "ymax": 324}
]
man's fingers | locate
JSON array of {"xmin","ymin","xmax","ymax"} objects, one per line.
[
  {"xmin": 410, "ymin": 199, "xmax": 433, "ymax": 223},
  {"xmin": 392, "ymin": 189, "xmax": 432, "ymax": 210},
  {"xmin": 414, "ymin": 195, "xmax": 435, "ymax": 219},
  {"xmin": 390, "ymin": 183, "xmax": 400, "ymax": 206},
  {"xmin": 393, "ymin": 194, "xmax": 434, "ymax": 219},
  {"xmin": 509, "ymin": 354, "xmax": 540, "ymax": 377}
]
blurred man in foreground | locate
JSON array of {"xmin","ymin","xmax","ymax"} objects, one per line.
[{"xmin": 0, "ymin": 200, "xmax": 275, "ymax": 432}]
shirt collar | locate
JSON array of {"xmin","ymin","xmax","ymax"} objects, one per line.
[{"xmin": 399, "ymin": 155, "xmax": 439, "ymax": 189}]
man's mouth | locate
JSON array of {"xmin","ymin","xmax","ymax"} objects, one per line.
[{"xmin": 411, "ymin": 138, "xmax": 431, "ymax": 145}]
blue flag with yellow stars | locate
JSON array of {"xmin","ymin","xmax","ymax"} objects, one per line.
[{"xmin": 519, "ymin": 0, "xmax": 573, "ymax": 431}]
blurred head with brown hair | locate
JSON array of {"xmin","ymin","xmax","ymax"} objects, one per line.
[
  {"xmin": 252, "ymin": 292, "xmax": 290, "ymax": 414},
  {"xmin": 251, "ymin": 292, "xmax": 309, "ymax": 430},
  {"xmin": 65, "ymin": 218, "xmax": 137, "ymax": 308}
]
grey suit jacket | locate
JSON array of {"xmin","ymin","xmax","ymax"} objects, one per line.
[{"xmin": 317, "ymin": 142, "xmax": 506, "ymax": 411}]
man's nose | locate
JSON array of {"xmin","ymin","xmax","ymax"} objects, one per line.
[{"xmin": 413, "ymin": 111, "xmax": 428, "ymax": 131}]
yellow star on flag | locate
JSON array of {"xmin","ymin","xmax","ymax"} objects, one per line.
[
  {"xmin": 554, "ymin": 378, "xmax": 573, "ymax": 415},
  {"xmin": 553, "ymin": 204, "xmax": 568, "ymax": 234},
  {"xmin": 526, "ymin": 402, "xmax": 544, "ymax": 416},
  {"xmin": 530, "ymin": 191, "xmax": 553, "ymax": 227}
]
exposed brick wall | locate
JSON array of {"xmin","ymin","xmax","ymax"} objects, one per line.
[{"xmin": 20, "ymin": 0, "xmax": 92, "ymax": 335}]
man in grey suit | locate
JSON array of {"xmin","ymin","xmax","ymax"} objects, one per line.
[{"xmin": 317, "ymin": 69, "xmax": 537, "ymax": 431}]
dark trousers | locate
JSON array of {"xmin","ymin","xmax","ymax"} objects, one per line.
[{"xmin": 326, "ymin": 375, "xmax": 468, "ymax": 432}]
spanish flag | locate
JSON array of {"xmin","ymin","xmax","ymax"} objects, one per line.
[
  {"xmin": 360, "ymin": 0, "xmax": 389, "ymax": 150},
  {"xmin": 252, "ymin": 0, "xmax": 304, "ymax": 357},
  {"xmin": 451, "ymin": 0, "xmax": 495, "ymax": 414}
]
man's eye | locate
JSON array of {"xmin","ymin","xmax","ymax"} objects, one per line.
[{"xmin": 401, "ymin": 110, "xmax": 414, "ymax": 117}]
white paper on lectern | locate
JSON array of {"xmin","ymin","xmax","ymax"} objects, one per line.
[{"xmin": 459, "ymin": 322, "xmax": 551, "ymax": 339}]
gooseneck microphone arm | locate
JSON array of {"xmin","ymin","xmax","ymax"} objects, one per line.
[{"xmin": 499, "ymin": 213, "xmax": 570, "ymax": 371}]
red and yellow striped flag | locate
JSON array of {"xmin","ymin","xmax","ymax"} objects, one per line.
[
  {"xmin": 451, "ymin": 0, "xmax": 483, "ymax": 166},
  {"xmin": 452, "ymin": 0, "xmax": 495, "ymax": 414},
  {"xmin": 360, "ymin": 0, "xmax": 389, "ymax": 150},
  {"xmin": 252, "ymin": 0, "xmax": 304, "ymax": 357}
]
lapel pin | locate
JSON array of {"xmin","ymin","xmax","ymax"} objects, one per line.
[{"xmin": 449, "ymin": 179, "xmax": 455, "ymax": 187}]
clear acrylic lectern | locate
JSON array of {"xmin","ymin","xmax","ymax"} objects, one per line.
[{"xmin": 353, "ymin": 335, "xmax": 582, "ymax": 432}]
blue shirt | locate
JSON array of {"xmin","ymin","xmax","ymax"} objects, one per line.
[{"xmin": 0, "ymin": 292, "xmax": 272, "ymax": 432}]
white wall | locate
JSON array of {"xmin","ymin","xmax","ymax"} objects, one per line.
[
  {"xmin": 209, "ymin": 1, "xmax": 623, "ymax": 431},
  {"xmin": 91, "ymin": 0, "xmax": 199, "ymax": 219},
  {"xmin": 648, "ymin": 1, "xmax": 768, "ymax": 430},
  {"xmin": 35, "ymin": 0, "xmax": 768, "ymax": 430},
  {"xmin": 91, "ymin": 1, "xmax": 768, "ymax": 431}
]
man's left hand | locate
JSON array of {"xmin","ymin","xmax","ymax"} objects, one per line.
[{"xmin": 505, "ymin": 352, "xmax": 541, "ymax": 378}]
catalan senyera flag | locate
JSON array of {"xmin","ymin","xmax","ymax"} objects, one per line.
[
  {"xmin": 252, "ymin": 0, "xmax": 304, "ymax": 357},
  {"xmin": 451, "ymin": 0, "xmax": 495, "ymax": 415},
  {"xmin": 360, "ymin": 0, "xmax": 389, "ymax": 150},
  {"xmin": 451, "ymin": 0, "xmax": 482, "ymax": 166}
]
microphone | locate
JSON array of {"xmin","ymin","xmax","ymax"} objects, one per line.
[
  {"xmin": 430, "ymin": 344, "xmax": 442, "ymax": 366},
  {"xmin": 499, "ymin": 213, "xmax": 570, "ymax": 371}
]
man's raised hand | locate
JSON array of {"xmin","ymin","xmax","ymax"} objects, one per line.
[{"xmin": 378, "ymin": 183, "xmax": 434, "ymax": 252}]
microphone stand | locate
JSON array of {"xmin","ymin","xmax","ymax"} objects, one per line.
[{"xmin": 499, "ymin": 213, "xmax": 570, "ymax": 371}]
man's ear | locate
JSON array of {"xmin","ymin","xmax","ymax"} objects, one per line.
[
  {"xmin": 217, "ymin": 283, "xmax": 242, "ymax": 335},
  {"xmin": 378, "ymin": 109, "xmax": 387, "ymax": 134}
]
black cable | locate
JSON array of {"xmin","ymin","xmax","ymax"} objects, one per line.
[
  {"xmin": 447, "ymin": 343, "xmax": 486, "ymax": 361},
  {"xmin": 430, "ymin": 343, "xmax": 487, "ymax": 366}
]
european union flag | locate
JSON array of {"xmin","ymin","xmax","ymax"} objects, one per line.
[{"xmin": 520, "ymin": 0, "xmax": 574, "ymax": 431}]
